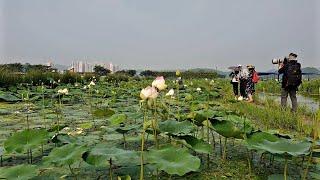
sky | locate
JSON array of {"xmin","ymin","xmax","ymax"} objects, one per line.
[{"xmin": 0, "ymin": 0, "xmax": 319, "ymax": 71}]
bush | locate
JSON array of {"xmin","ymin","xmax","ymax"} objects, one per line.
[
  {"xmin": 104, "ymin": 73, "xmax": 130, "ymax": 83},
  {"xmin": 0, "ymin": 68, "xmax": 22, "ymax": 87}
]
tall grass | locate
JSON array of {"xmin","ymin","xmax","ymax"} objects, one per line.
[
  {"xmin": 257, "ymin": 79, "xmax": 320, "ymax": 96},
  {"xmin": 220, "ymin": 79, "xmax": 313, "ymax": 135}
]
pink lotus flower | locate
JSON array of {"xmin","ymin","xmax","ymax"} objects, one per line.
[
  {"xmin": 140, "ymin": 86, "xmax": 159, "ymax": 100},
  {"xmin": 152, "ymin": 76, "xmax": 167, "ymax": 91}
]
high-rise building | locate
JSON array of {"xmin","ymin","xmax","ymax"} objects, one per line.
[{"xmin": 69, "ymin": 61, "xmax": 120, "ymax": 73}]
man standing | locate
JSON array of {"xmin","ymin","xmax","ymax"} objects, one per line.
[{"xmin": 278, "ymin": 53, "xmax": 302, "ymax": 112}]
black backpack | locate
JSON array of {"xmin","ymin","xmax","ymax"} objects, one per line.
[{"xmin": 286, "ymin": 62, "xmax": 302, "ymax": 87}]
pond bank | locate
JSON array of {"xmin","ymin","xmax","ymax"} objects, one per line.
[{"xmin": 258, "ymin": 92, "xmax": 320, "ymax": 113}]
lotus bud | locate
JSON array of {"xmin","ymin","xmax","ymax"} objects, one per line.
[
  {"xmin": 176, "ymin": 70, "xmax": 181, "ymax": 76},
  {"xmin": 165, "ymin": 89, "xmax": 174, "ymax": 96},
  {"xmin": 152, "ymin": 76, "xmax": 167, "ymax": 91},
  {"xmin": 140, "ymin": 86, "xmax": 158, "ymax": 100}
]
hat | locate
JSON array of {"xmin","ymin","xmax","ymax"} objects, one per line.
[
  {"xmin": 247, "ymin": 64, "xmax": 255, "ymax": 69},
  {"xmin": 237, "ymin": 64, "xmax": 242, "ymax": 67},
  {"xmin": 289, "ymin": 53, "xmax": 298, "ymax": 58}
]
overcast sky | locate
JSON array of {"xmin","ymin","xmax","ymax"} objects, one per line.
[{"xmin": 0, "ymin": 0, "xmax": 319, "ymax": 71}]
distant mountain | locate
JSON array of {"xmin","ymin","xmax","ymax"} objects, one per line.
[
  {"xmin": 187, "ymin": 68, "xmax": 215, "ymax": 72},
  {"xmin": 265, "ymin": 67, "xmax": 320, "ymax": 74},
  {"xmin": 301, "ymin": 67, "xmax": 320, "ymax": 74},
  {"xmin": 188, "ymin": 68, "xmax": 228, "ymax": 77}
]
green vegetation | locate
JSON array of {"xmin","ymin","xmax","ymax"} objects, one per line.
[{"xmin": 0, "ymin": 74, "xmax": 319, "ymax": 179}]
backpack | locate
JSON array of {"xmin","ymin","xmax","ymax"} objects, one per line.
[
  {"xmin": 286, "ymin": 62, "xmax": 302, "ymax": 87},
  {"xmin": 252, "ymin": 71, "xmax": 260, "ymax": 83}
]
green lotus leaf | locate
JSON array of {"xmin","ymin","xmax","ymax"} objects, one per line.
[
  {"xmin": 177, "ymin": 135, "xmax": 211, "ymax": 154},
  {"xmin": 254, "ymin": 139, "xmax": 311, "ymax": 157},
  {"xmin": 210, "ymin": 119, "xmax": 243, "ymax": 139},
  {"xmin": 209, "ymin": 91, "xmax": 220, "ymax": 98},
  {"xmin": 184, "ymin": 93, "xmax": 193, "ymax": 101},
  {"xmin": 92, "ymin": 108, "xmax": 115, "ymax": 118},
  {"xmin": 146, "ymin": 145, "xmax": 200, "ymax": 176},
  {"xmin": 0, "ymin": 91, "xmax": 20, "ymax": 102},
  {"xmin": 82, "ymin": 144, "xmax": 139, "ymax": 167},
  {"xmin": 109, "ymin": 114, "xmax": 127, "ymax": 125},
  {"xmin": 4, "ymin": 129, "xmax": 49, "ymax": 153},
  {"xmin": 267, "ymin": 174, "xmax": 293, "ymax": 180},
  {"xmin": 0, "ymin": 109, "xmax": 11, "ymax": 115},
  {"xmin": 310, "ymin": 172, "xmax": 320, "ymax": 179},
  {"xmin": 0, "ymin": 164, "xmax": 37, "ymax": 180},
  {"xmin": 159, "ymin": 120, "xmax": 195, "ymax": 136},
  {"xmin": 43, "ymin": 143, "xmax": 87, "ymax": 166},
  {"xmin": 51, "ymin": 133, "xmax": 78, "ymax": 144},
  {"xmin": 115, "ymin": 124, "xmax": 140, "ymax": 134},
  {"xmin": 193, "ymin": 110, "xmax": 221, "ymax": 126},
  {"xmin": 246, "ymin": 131, "xmax": 280, "ymax": 150},
  {"xmin": 48, "ymin": 125, "xmax": 67, "ymax": 132}
]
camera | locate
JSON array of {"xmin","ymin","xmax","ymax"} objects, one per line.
[{"xmin": 272, "ymin": 57, "xmax": 288, "ymax": 64}]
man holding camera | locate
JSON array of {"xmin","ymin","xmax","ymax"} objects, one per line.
[{"xmin": 278, "ymin": 53, "xmax": 302, "ymax": 112}]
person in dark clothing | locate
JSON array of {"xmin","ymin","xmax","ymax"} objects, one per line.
[
  {"xmin": 239, "ymin": 65, "xmax": 249, "ymax": 100},
  {"xmin": 278, "ymin": 53, "xmax": 302, "ymax": 112},
  {"xmin": 246, "ymin": 65, "xmax": 256, "ymax": 103},
  {"xmin": 229, "ymin": 68, "xmax": 240, "ymax": 100}
]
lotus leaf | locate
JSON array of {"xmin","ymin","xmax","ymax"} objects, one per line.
[
  {"xmin": 190, "ymin": 110, "xmax": 218, "ymax": 126},
  {"xmin": 51, "ymin": 134, "xmax": 78, "ymax": 144},
  {"xmin": 159, "ymin": 120, "xmax": 195, "ymax": 136},
  {"xmin": 177, "ymin": 135, "xmax": 211, "ymax": 154},
  {"xmin": 210, "ymin": 119, "xmax": 243, "ymax": 139},
  {"xmin": 109, "ymin": 114, "xmax": 127, "ymax": 125},
  {"xmin": 43, "ymin": 143, "xmax": 87, "ymax": 166},
  {"xmin": 146, "ymin": 145, "xmax": 200, "ymax": 176},
  {"xmin": 0, "ymin": 164, "xmax": 37, "ymax": 180},
  {"xmin": 4, "ymin": 129, "xmax": 49, "ymax": 153},
  {"xmin": 82, "ymin": 144, "xmax": 139, "ymax": 167},
  {"xmin": 267, "ymin": 174, "xmax": 293, "ymax": 180},
  {"xmin": 93, "ymin": 108, "xmax": 115, "ymax": 118},
  {"xmin": 115, "ymin": 124, "xmax": 140, "ymax": 134},
  {"xmin": 0, "ymin": 91, "xmax": 20, "ymax": 102},
  {"xmin": 246, "ymin": 131, "xmax": 280, "ymax": 150},
  {"xmin": 252, "ymin": 139, "xmax": 311, "ymax": 157}
]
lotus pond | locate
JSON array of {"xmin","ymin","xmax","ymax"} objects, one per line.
[{"xmin": 0, "ymin": 78, "xmax": 319, "ymax": 180}]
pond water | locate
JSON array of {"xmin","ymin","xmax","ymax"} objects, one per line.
[{"xmin": 258, "ymin": 92, "xmax": 320, "ymax": 112}]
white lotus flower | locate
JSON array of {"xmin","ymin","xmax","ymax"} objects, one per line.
[
  {"xmin": 89, "ymin": 81, "xmax": 95, "ymax": 86},
  {"xmin": 58, "ymin": 79, "xmax": 61, "ymax": 83},
  {"xmin": 152, "ymin": 76, "xmax": 167, "ymax": 91},
  {"xmin": 62, "ymin": 127, "xmax": 70, "ymax": 131},
  {"xmin": 140, "ymin": 86, "xmax": 158, "ymax": 100},
  {"xmin": 165, "ymin": 89, "xmax": 174, "ymax": 96},
  {"xmin": 196, "ymin": 88, "xmax": 201, "ymax": 92},
  {"xmin": 83, "ymin": 85, "xmax": 87, "ymax": 90},
  {"xmin": 58, "ymin": 88, "xmax": 68, "ymax": 95}
]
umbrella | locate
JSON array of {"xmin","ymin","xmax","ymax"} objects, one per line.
[{"xmin": 228, "ymin": 66, "xmax": 240, "ymax": 71}]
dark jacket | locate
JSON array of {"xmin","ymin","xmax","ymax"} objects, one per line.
[{"xmin": 278, "ymin": 60, "xmax": 301, "ymax": 89}]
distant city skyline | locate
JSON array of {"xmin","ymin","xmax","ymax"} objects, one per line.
[{"xmin": 0, "ymin": 0, "xmax": 319, "ymax": 71}]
